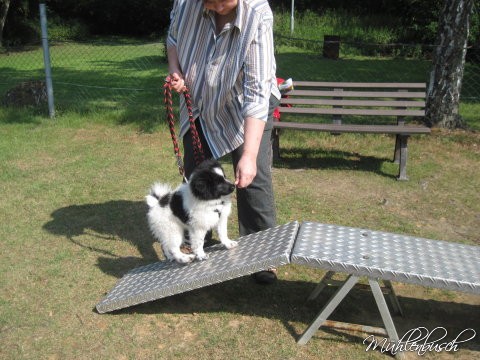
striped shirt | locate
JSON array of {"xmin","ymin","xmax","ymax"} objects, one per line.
[{"xmin": 167, "ymin": 0, "xmax": 280, "ymax": 159}]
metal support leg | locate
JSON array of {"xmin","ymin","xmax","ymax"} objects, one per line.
[
  {"xmin": 369, "ymin": 279, "xmax": 405, "ymax": 359},
  {"xmin": 307, "ymin": 271, "xmax": 335, "ymax": 301},
  {"xmin": 298, "ymin": 275, "xmax": 359, "ymax": 345},
  {"xmin": 383, "ymin": 280, "xmax": 404, "ymax": 317}
]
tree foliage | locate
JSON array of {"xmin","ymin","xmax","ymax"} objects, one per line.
[
  {"xmin": 0, "ymin": 0, "xmax": 11, "ymax": 46},
  {"xmin": 2, "ymin": 0, "xmax": 478, "ymax": 46},
  {"xmin": 2, "ymin": 0, "xmax": 173, "ymax": 45},
  {"xmin": 45, "ymin": 0, "xmax": 173, "ymax": 36},
  {"xmin": 271, "ymin": 0, "xmax": 478, "ymax": 44},
  {"xmin": 2, "ymin": 0, "xmax": 39, "ymax": 46}
]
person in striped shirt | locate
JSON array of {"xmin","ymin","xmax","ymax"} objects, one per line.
[{"xmin": 167, "ymin": 0, "xmax": 280, "ymax": 283}]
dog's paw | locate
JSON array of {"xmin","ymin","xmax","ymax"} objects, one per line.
[
  {"xmin": 195, "ymin": 252, "xmax": 209, "ymax": 261},
  {"xmin": 223, "ymin": 239, "xmax": 238, "ymax": 249},
  {"xmin": 175, "ymin": 253, "xmax": 195, "ymax": 264}
]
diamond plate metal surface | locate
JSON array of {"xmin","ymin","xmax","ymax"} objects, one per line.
[
  {"xmin": 291, "ymin": 222, "xmax": 480, "ymax": 294},
  {"xmin": 96, "ymin": 221, "xmax": 299, "ymax": 313}
]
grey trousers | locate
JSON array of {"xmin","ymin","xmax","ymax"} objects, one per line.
[{"xmin": 183, "ymin": 95, "xmax": 279, "ymax": 237}]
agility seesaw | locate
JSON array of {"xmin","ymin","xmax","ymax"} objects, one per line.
[{"xmin": 96, "ymin": 221, "xmax": 479, "ymax": 355}]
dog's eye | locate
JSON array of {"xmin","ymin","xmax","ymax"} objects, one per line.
[{"xmin": 193, "ymin": 179, "xmax": 207, "ymax": 194}]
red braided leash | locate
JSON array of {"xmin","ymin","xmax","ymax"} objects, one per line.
[{"xmin": 163, "ymin": 77, "xmax": 205, "ymax": 178}]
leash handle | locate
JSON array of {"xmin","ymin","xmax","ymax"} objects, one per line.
[{"xmin": 163, "ymin": 77, "xmax": 205, "ymax": 178}]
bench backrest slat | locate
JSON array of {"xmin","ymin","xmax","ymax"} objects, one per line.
[
  {"xmin": 286, "ymin": 90, "xmax": 426, "ymax": 99},
  {"xmin": 274, "ymin": 122, "xmax": 431, "ymax": 134},
  {"xmin": 292, "ymin": 81, "xmax": 426, "ymax": 89},
  {"xmin": 280, "ymin": 98, "xmax": 425, "ymax": 108},
  {"xmin": 279, "ymin": 107, "xmax": 425, "ymax": 117}
]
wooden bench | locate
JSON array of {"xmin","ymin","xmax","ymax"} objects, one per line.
[{"xmin": 273, "ymin": 81, "xmax": 431, "ymax": 180}]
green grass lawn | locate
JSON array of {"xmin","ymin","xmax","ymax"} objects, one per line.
[{"xmin": 1, "ymin": 40, "xmax": 479, "ymax": 359}]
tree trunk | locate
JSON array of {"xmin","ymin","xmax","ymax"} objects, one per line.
[
  {"xmin": 426, "ymin": 0, "xmax": 474, "ymax": 129},
  {"xmin": 0, "ymin": 0, "xmax": 10, "ymax": 47}
]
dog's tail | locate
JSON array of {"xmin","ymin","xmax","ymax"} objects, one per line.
[{"xmin": 146, "ymin": 183, "xmax": 172, "ymax": 208}]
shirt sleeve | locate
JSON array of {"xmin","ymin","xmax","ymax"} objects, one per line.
[
  {"xmin": 241, "ymin": 14, "xmax": 275, "ymax": 122},
  {"xmin": 166, "ymin": 0, "xmax": 181, "ymax": 48}
]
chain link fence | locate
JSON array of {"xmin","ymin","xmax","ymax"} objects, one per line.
[
  {"xmin": 274, "ymin": 34, "xmax": 480, "ymax": 102},
  {"xmin": 0, "ymin": 20, "xmax": 479, "ymax": 126}
]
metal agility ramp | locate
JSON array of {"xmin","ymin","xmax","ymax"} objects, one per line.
[
  {"xmin": 96, "ymin": 221, "xmax": 300, "ymax": 314},
  {"xmin": 97, "ymin": 221, "xmax": 480, "ymax": 356}
]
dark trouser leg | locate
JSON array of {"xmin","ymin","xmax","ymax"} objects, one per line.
[
  {"xmin": 231, "ymin": 120, "xmax": 276, "ymax": 236},
  {"xmin": 231, "ymin": 95, "xmax": 279, "ymax": 237}
]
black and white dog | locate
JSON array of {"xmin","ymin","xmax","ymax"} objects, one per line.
[{"xmin": 146, "ymin": 159, "xmax": 237, "ymax": 263}]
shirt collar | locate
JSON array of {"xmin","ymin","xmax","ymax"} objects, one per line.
[
  {"xmin": 234, "ymin": 0, "xmax": 243, "ymax": 32},
  {"xmin": 202, "ymin": 1, "xmax": 243, "ymax": 32}
]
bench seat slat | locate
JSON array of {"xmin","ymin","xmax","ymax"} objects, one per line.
[
  {"xmin": 292, "ymin": 81, "xmax": 426, "ymax": 89},
  {"xmin": 273, "ymin": 122, "xmax": 431, "ymax": 135},
  {"xmin": 287, "ymin": 90, "xmax": 426, "ymax": 98},
  {"xmin": 280, "ymin": 98, "xmax": 426, "ymax": 108},
  {"xmin": 278, "ymin": 107, "xmax": 425, "ymax": 117}
]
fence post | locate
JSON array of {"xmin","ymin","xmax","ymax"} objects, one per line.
[
  {"xmin": 290, "ymin": 0, "xmax": 295, "ymax": 34},
  {"xmin": 39, "ymin": 3, "xmax": 55, "ymax": 118}
]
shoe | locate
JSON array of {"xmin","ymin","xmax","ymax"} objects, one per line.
[{"xmin": 252, "ymin": 269, "xmax": 277, "ymax": 285}]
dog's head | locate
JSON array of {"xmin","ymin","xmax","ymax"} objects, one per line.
[{"xmin": 189, "ymin": 159, "xmax": 235, "ymax": 201}]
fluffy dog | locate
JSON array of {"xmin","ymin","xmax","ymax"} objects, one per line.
[{"xmin": 146, "ymin": 159, "xmax": 237, "ymax": 263}]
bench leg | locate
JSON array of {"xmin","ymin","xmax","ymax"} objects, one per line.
[
  {"xmin": 394, "ymin": 117, "xmax": 406, "ymax": 164},
  {"xmin": 397, "ymin": 135, "xmax": 409, "ymax": 181},
  {"xmin": 394, "ymin": 135, "xmax": 400, "ymax": 164},
  {"xmin": 272, "ymin": 128, "xmax": 280, "ymax": 162},
  {"xmin": 298, "ymin": 275, "xmax": 360, "ymax": 345},
  {"xmin": 330, "ymin": 115, "xmax": 342, "ymax": 135}
]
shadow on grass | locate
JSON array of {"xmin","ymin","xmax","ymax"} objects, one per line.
[
  {"xmin": 43, "ymin": 200, "xmax": 160, "ymax": 277},
  {"xmin": 273, "ymin": 147, "xmax": 397, "ymax": 179},
  {"xmin": 0, "ymin": 104, "xmax": 47, "ymax": 124},
  {"xmin": 107, "ymin": 276, "xmax": 480, "ymax": 353}
]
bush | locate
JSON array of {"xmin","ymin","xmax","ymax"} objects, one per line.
[
  {"xmin": 3, "ymin": 0, "xmax": 40, "ymax": 46},
  {"xmin": 3, "ymin": 18, "xmax": 40, "ymax": 46},
  {"xmin": 46, "ymin": 0, "xmax": 173, "ymax": 37},
  {"xmin": 47, "ymin": 17, "xmax": 89, "ymax": 41}
]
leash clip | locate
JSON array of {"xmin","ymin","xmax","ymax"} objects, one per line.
[{"xmin": 175, "ymin": 155, "xmax": 189, "ymax": 183}]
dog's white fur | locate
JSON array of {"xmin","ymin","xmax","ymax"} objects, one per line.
[{"xmin": 146, "ymin": 160, "xmax": 237, "ymax": 263}]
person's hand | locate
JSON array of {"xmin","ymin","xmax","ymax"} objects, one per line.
[
  {"xmin": 235, "ymin": 153, "xmax": 257, "ymax": 188},
  {"xmin": 169, "ymin": 72, "xmax": 186, "ymax": 93}
]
